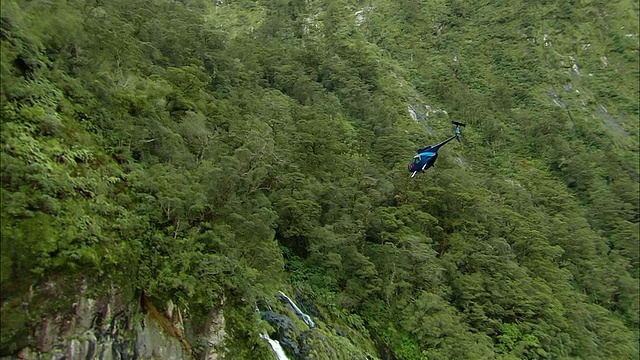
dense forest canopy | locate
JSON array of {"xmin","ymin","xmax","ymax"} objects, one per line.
[{"xmin": 1, "ymin": 0, "xmax": 638, "ymax": 358}]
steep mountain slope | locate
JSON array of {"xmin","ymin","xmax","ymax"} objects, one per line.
[{"xmin": 1, "ymin": 0, "xmax": 638, "ymax": 359}]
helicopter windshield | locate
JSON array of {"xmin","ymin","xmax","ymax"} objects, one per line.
[{"xmin": 413, "ymin": 156, "xmax": 421, "ymax": 164}]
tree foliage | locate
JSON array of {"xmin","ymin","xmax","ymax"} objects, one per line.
[{"xmin": 1, "ymin": 0, "xmax": 638, "ymax": 358}]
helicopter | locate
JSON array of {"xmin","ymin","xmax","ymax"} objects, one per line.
[{"xmin": 408, "ymin": 121, "xmax": 465, "ymax": 178}]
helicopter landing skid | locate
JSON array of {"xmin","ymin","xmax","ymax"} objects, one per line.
[{"xmin": 410, "ymin": 163, "xmax": 429, "ymax": 178}]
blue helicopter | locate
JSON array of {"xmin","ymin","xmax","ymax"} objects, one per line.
[{"xmin": 408, "ymin": 121, "xmax": 465, "ymax": 178}]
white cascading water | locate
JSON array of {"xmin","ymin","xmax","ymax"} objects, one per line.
[
  {"xmin": 278, "ymin": 291, "xmax": 315, "ymax": 328},
  {"xmin": 260, "ymin": 333, "xmax": 290, "ymax": 360}
]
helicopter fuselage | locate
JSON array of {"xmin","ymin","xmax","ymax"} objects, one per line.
[{"xmin": 408, "ymin": 151, "xmax": 438, "ymax": 173}]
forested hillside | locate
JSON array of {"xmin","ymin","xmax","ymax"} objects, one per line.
[{"xmin": 1, "ymin": 0, "xmax": 638, "ymax": 359}]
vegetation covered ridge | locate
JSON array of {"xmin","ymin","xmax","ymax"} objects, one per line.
[{"xmin": 1, "ymin": 0, "xmax": 638, "ymax": 359}]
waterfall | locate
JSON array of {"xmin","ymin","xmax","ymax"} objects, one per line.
[
  {"xmin": 278, "ymin": 291, "xmax": 315, "ymax": 328},
  {"xmin": 260, "ymin": 333, "xmax": 290, "ymax": 360}
]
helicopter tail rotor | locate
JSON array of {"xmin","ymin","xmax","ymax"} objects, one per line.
[{"xmin": 452, "ymin": 121, "xmax": 465, "ymax": 141}]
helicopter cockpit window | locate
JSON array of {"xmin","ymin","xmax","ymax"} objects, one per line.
[{"xmin": 413, "ymin": 156, "xmax": 421, "ymax": 164}]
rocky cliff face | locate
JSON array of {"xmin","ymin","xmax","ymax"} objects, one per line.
[
  {"xmin": 2, "ymin": 285, "xmax": 225, "ymax": 360},
  {"xmin": 2, "ymin": 280, "xmax": 366, "ymax": 360}
]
